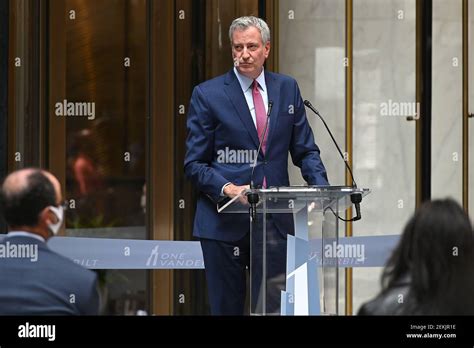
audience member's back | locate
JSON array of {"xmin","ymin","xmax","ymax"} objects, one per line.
[
  {"xmin": 358, "ymin": 198, "xmax": 474, "ymax": 315},
  {"xmin": 0, "ymin": 235, "xmax": 99, "ymax": 315},
  {"xmin": 0, "ymin": 168, "xmax": 99, "ymax": 315}
]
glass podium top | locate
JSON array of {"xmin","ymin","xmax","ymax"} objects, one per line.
[{"xmin": 217, "ymin": 185, "xmax": 370, "ymax": 213}]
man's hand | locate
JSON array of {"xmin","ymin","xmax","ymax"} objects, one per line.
[{"xmin": 224, "ymin": 184, "xmax": 250, "ymax": 205}]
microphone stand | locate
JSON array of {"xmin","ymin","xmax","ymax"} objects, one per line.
[{"xmin": 303, "ymin": 100, "xmax": 362, "ymax": 222}]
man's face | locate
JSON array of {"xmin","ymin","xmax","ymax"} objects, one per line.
[{"xmin": 232, "ymin": 26, "xmax": 270, "ymax": 79}]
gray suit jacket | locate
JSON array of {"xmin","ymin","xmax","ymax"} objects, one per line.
[{"xmin": 0, "ymin": 235, "xmax": 100, "ymax": 315}]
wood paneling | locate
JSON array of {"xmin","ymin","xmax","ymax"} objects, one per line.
[
  {"xmin": 48, "ymin": 1, "xmax": 66, "ymax": 197},
  {"xmin": 0, "ymin": 0, "xmax": 8, "ymax": 234},
  {"xmin": 48, "ymin": 0, "xmax": 66, "ymax": 232},
  {"xmin": 264, "ymin": 0, "xmax": 279, "ymax": 72},
  {"xmin": 174, "ymin": 0, "xmax": 209, "ymax": 315},
  {"xmin": 8, "ymin": 0, "xmax": 44, "ymax": 171},
  {"xmin": 205, "ymin": 0, "xmax": 259, "ymax": 79},
  {"xmin": 149, "ymin": 0, "xmax": 175, "ymax": 315}
]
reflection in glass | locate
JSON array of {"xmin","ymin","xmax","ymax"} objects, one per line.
[
  {"xmin": 50, "ymin": 0, "xmax": 148, "ymax": 315},
  {"xmin": 64, "ymin": 0, "xmax": 146, "ymax": 234}
]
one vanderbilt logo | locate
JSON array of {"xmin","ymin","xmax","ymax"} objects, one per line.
[
  {"xmin": 18, "ymin": 322, "xmax": 56, "ymax": 341},
  {"xmin": 55, "ymin": 99, "xmax": 95, "ymax": 120}
]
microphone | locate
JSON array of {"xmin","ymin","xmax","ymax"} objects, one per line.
[
  {"xmin": 248, "ymin": 100, "xmax": 273, "ymax": 221},
  {"xmin": 303, "ymin": 99, "xmax": 362, "ymax": 222}
]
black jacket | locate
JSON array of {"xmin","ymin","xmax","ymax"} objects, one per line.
[{"xmin": 358, "ymin": 276, "xmax": 416, "ymax": 315}]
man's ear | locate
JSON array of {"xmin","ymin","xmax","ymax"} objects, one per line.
[
  {"xmin": 264, "ymin": 41, "xmax": 271, "ymax": 58},
  {"xmin": 39, "ymin": 206, "xmax": 56, "ymax": 226}
]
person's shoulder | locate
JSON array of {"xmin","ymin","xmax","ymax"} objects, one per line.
[
  {"xmin": 358, "ymin": 296, "xmax": 386, "ymax": 316},
  {"xmin": 357, "ymin": 283, "xmax": 411, "ymax": 316},
  {"xmin": 195, "ymin": 70, "xmax": 232, "ymax": 91},
  {"xmin": 45, "ymin": 247, "xmax": 97, "ymax": 282},
  {"xmin": 1, "ymin": 235, "xmax": 45, "ymax": 245},
  {"xmin": 265, "ymin": 71, "xmax": 297, "ymax": 84}
]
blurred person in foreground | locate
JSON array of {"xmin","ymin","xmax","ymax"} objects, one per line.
[
  {"xmin": 358, "ymin": 198, "xmax": 474, "ymax": 315},
  {"xmin": 0, "ymin": 168, "xmax": 100, "ymax": 315}
]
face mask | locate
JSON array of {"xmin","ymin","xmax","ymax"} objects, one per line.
[{"xmin": 47, "ymin": 205, "xmax": 64, "ymax": 236}]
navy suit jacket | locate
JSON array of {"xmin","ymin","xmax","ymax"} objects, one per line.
[
  {"xmin": 0, "ymin": 235, "xmax": 100, "ymax": 315},
  {"xmin": 184, "ymin": 69, "xmax": 329, "ymax": 242}
]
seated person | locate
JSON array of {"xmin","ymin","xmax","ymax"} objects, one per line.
[
  {"xmin": 358, "ymin": 198, "xmax": 474, "ymax": 315},
  {"xmin": 0, "ymin": 168, "xmax": 100, "ymax": 315}
]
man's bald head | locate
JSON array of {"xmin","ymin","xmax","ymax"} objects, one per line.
[
  {"xmin": 0, "ymin": 168, "xmax": 60, "ymax": 228},
  {"xmin": 2, "ymin": 168, "xmax": 39, "ymax": 196}
]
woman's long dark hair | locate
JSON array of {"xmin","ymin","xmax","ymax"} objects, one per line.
[{"xmin": 381, "ymin": 198, "xmax": 474, "ymax": 314}]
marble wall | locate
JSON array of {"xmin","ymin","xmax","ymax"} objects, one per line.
[
  {"xmin": 279, "ymin": 0, "xmax": 346, "ymax": 188},
  {"xmin": 279, "ymin": 0, "xmax": 347, "ymax": 314},
  {"xmin": 352, "ymin": 0, "xmax": 416, "ymax": 313},
  {"xmin": 279, "ymin": 0, "xmax": 417, "ymax": 314}
]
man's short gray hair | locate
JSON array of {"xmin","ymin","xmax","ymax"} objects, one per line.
[{"xmin": 229, "ymin": 16, "xmax": 271, "ymax": 44}]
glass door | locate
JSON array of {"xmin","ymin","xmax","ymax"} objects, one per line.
[{"xmin": 48, "ymin": 0, "xmax": 148, "ymax": 315}]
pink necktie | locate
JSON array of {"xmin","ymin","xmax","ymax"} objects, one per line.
[
  {"xmin": 252, "ymin": 80, "xmax": 267, "ymax": 152},
  {"xmin": 252, "ymin": 80, "xmax": 267, "ymax": 188}
]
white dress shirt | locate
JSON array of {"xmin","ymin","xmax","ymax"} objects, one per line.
[
  {"xmin": 6, "ymin": 231, "xmax": 46, "ymax": 243},
  {"xmin": 233, "ymin": 66, "xmax": 269, "ymax": 126}
]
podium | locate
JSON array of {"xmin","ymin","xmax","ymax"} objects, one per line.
[{"xmin": 218, "ymin": 186, "xmax": 370, "ymax": 315}]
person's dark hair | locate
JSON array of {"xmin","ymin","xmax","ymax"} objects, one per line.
[
  {"xmin": 381, "ymin": 198, "xmax": 474, "ymax": 314},
  {"xmin": 0, "ymin": 170, "xmax": 56, "ymax": 227}
]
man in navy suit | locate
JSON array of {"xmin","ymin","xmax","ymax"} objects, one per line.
[
  {"xmin": 185, "ymin": 16, "xmax": 329, "ymax": 315},
  {"xmin": 0, "ymin": 168, "xmax": 100, "ymax": 315}
]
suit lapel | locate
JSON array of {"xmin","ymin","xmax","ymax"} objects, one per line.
[
  {"xmin": 264, "ymin": 71, "xmax": 280, "ymax": 155},
  {"xmin": 224, "ymin": 70, "xmax": 260, "ymax": 149}
]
